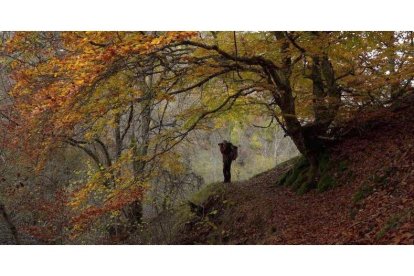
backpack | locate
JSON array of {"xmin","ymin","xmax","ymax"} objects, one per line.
[
  {"xmin": 218, "ymin": 141, "xmax": 238, "ymax": 161},
  {"xmin": 230, "ymin": 145, "xmax": 238, "ymax": 161}
]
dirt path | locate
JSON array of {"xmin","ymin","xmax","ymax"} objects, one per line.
[{"xmin": 219, "ymin": 161, "xmax": 354, "ymax": 244}]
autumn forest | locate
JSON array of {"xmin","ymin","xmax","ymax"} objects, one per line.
[{"xmin": 0, "ymin": 31, "xmax": 414, "ymax": 245}]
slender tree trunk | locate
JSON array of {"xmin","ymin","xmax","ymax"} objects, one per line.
[
  {"xmin": 124, "ymin": 77, "xmax": 154, "ymax": 230},
  {"xmin": 114, "ymin": 113, "xmax": 122, "ymax": 159},
  {"xmin": 132, "ymin": 100, "xmax": 151, "ymax": 175}
]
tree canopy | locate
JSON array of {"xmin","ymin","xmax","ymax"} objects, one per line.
[{"xmin": 1, "ymin": 31, "xmax": 413, "ymax": 242}]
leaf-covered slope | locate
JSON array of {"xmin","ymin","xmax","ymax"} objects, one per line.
[{"xmin": 174, "ymin": 97, "xmax": 414, "ymax": 244}]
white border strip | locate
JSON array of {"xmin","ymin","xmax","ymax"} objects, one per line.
[{"xmin": 0, "ymin": 0, "xmax": 413, "ymax": 30}]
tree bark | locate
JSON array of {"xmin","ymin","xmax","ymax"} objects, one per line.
[
  {"xmin": 114, "ymin": 113, "xmax": 122, "ymax": 159},
  {"xmin": 269, "ymin": 34, "xmax": 336, "ymax": 185},
  {"xmin": 123, "ymin": 77, "xmax": 154, "ymax": 231}
]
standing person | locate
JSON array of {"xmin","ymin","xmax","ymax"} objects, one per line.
[{"xmin": 218, "ymin": 140, "xmax": 238, "ymax": 183}]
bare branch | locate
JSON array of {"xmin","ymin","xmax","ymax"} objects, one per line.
[
  {"xmin": 65, "ymin": 139, "xmax": 102, "ymax": 168},
  {"xmin": 120, "ymin": 103, "xmax": 134, "ymax": 143},
  {"xmin": 169, "ymin": 68, "xmax": 233, "ymax": 95},
  {"xmin": 94, "ymin": 138, "xmax": 112, "ymax": 167}
]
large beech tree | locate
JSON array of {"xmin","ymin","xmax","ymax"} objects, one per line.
[{"xmin": 163, "ymin": 31, "xmax": 413, "ymax": 185}]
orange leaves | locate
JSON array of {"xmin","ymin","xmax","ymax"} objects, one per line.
[
  {"xmin": 5, "ymin": 31, "xmax": 194, "ymax": 161},
  {"xmin": 66, "ymin": 147, "xmax": 146, "ymax": 237},
  {"xmin": 69, "ymin": 184, "xmax": 144, "ymax": 238}
]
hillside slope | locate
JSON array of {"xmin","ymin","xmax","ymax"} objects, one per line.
[{"xmin": 174, "ymin": 97, "xmax": 414, "ymax": 244}]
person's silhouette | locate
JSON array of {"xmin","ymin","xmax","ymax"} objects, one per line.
[{"xmin": 218, "ymin": 140, "xmax": 238, "ymax": 183}]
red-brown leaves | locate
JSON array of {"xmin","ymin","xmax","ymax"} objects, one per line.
[{"xmin": 178, "ymin": 97, "xmax": 414, "ymax": 244}]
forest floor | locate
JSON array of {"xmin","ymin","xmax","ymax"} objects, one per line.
[{"xmin": 174, "ymin": 96, "xmax": 414, "ymax": 244}]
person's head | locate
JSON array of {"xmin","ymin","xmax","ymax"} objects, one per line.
[
  {"xmin": 218, "ymin": 140, "xmax": 231, "ymax": 154},
  {"xmin": 218, "ymin": 140, "xmax": 228, "ymax": 146}
]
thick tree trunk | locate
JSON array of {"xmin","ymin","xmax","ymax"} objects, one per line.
[
  {"xmin": 275, "ymin": 81, "xmax": 328, "ymax": 186},
  {"xmin": 311, "ymin": 55, "xmax": 341, "ymax": 129},
  {"xmin": 280, "ymin": 100, "xmax": 323, "ymax": 185},
  {"xmin": 273, "ymin": 35, "xmax": 338, "ymax": 186}
]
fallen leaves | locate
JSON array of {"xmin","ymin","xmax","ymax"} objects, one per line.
[{"xmin": 177, "ymin": 97, "xmax": 414, "ymax": 244}]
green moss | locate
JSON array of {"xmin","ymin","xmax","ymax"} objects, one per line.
[
  {"xmin": 297, "ymin": 178, "xmax": 313, "ymax": 195},
  {"xmin": 292, "ymin": 169, "xmax": 307, "ymax": 191},
  {"xmin": 318, "ymin": 153, "xmax": 330, "ymax": 174},
  {"xmin": 173, "ymin": 182, "xmax": 225, "ymax": 231},
  {"xmin": 190, "ymin": 182, "xmax": 224, "ymax": 205},
  {"xmin": 284, "ymin": 168, "xmax": 300, "ymax": 187},
  {"xmin": 277, "ymin": 172, "xmax": 288, "ymax": 186},
  {"xmin": 376, "ymin": 215, "xmax": 401, "ymax": 240},
  {"xmin": 352, "ymin": 184, "xmax": 374, "ymax": 205},
  {"xmin": 317, "ymin": 174, "xmax": 336, "ymax": 192},
  {"xmin": 279, "ymin": 156, "xmax": 308, "ymax": 187},
  {"xmin": 281, "ymin": 153, "xmax": 331, "ymax": 194},
  {"xmin": 278, "ymin": 153, "xmax": 346, "ymax": 194},
  {"xmin": 275, "ymin": 156, "xmax": 303, "ymax": 186}
]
